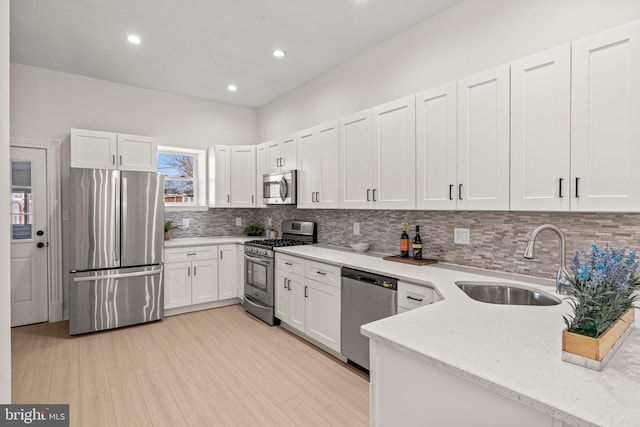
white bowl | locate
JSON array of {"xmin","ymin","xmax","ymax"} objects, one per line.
[{"xmin": 350, "ymin": 242, "xmax": 370, "ymax": 252}]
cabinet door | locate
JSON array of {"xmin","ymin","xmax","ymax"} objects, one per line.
[
  {"xmin": 230, "ymin": 146, "xmax": 256, "ymax": 207},
  {"xmin": 511, "ymin": 45, "xmax": 571, "ymax": 211},
  {"xmin": 209, "ymin": 145, "xmax": 231, "ymax": 207},
  {"xmin": 289, "ymin": 275, "xmax": 307, "ymax": 334},
  {"xmin": 306, "ymin": 279, "xmax": 341, "ymax": 353},
  {"xmin": 70, "ymin": 128, "xmax": 118, "ymax": 169},
  {"xmin": 571, "ymin": 21, "xmax": 640, "ymax": 211},
  {"xmin": 191, "ymin": 258, "xmax": 219, "ymax": 305},
  {"xmin": 416, "ymin": 82, "xmax": 458, "ymax": 210},
  {"xmin": 274, "ymin": 271, "xmax": 291, "ymax": 322},
  {"xmin": 117, "ymin": 134, "xmax": 158, "ymax": 172},
  {"xmin": 318, "ymin": 121, "xmax": 340, "ymax": 208},
  {"xmin": 265, "ymin": 139, "xmax": 281, "ymax": 173},
  {"xmin": 255, "ymin": 143, "xmax": 268, "ymax": 208},
  {"xmin": 372, "ymin": 95, "xmax": 416, "ymax": 210},
  {"xmin": 218, "ymin": 245, "xmax": 238, "ymax": 300},
  {"xmin": 457, "ymin": 65, "xmax": 510, "ymax": 210},
  {"xmin": 280, "ymin": 135, "xmax": 297, "ymax": 171},
  {"xmin": 296, "ymin": 127, "xmax": 320, "ymax": 208},
  {"xmin": 340, "ymin": 110, "xmax": 373, "ymax": 209},
  {"xmin": 164, "ymin": 261, "xmax": 191, "ymax": 309}
]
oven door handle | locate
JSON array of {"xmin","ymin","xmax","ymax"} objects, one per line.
[{"xmin": 244, "ymin": 253, "xmax": 271, "ymax": 266}]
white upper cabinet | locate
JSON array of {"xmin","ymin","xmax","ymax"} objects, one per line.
[
  {"xmin": 571, "ymin": 20, "xmax": 640, "ymax": 211},
  {"xmin": 266, "ymin": 134, "xmax": 297, "ymax": 173},
  {"xmin": 255, "ymin": 143, "xmax": 268, "ymax": 208},
  {"xmin": 372, "ymin": 95, "xmax": 416, "ymax": 210},
  {"xmin": 510, "ymin": 45, "xmax": 571, "ymax": 211},
  {"xmin": 340, "ymin": 109, "xmax": 374, "ymax": 209},
  {"xmin": 209, "ymin": 145, "xmax": 231, "ymax": 207},
  {"xmin": 209, "ymin": 145, "xmax": 255, "ymax": 208},
  {"xmin": 416, "ymin": 82, "xmax": 458, "ymax": 210},
  {"xmin": 340, "ymin": 95, "xmax": 416, "ymax": 210},
  {"xmin": 457, "ymin": 65, "xmax": 510, "ymax": 210},
  {"xmin": 230, "ymin": 146, "xmax": 256, "ymax": 207},
  {"xmin": 297, "ymin": 121, "xmax": 340, "ymax": 209},
  {"xmin": 70, "ymin": 128, "xmax": 157, "ymax": 172}
]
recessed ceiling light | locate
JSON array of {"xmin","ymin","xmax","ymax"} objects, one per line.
[
  {"xmin": 273, "ymin": 49, "xmax": 286, "ymax": 58},
  {"xmin": 127, "ymin": 34, "xmax": 141, "ymax": 45},
  {"xmin": 227, "ymin": 84, "xmax": 237, "ymax": 92}
]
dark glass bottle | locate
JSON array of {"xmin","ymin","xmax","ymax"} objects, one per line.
[
  {"xmin": 412, "ymin": 226, "xmax": 423, "ymax": 260},
  {"xmin": 400, "ymin": 223, "xmax": 410, "ymax": 258}
]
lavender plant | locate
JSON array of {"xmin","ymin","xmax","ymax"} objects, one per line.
[{"xmin": 564, "ymin": 244, "xmax": 639, "ymax": 338}]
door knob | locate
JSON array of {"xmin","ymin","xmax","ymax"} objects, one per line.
[{"xmin": 37, "ymin": 242, "xmax": 45, "ymax": 248}]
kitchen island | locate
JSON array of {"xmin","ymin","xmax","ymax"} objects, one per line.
[{"xmin": 275, "ymin": 245, "xmax": 640, "ymax": 427}]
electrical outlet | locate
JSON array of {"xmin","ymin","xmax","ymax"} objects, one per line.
[
  {"xmin": 267, "ymin": 217, "xmax": 272, "ymax": 226},
  {"xmin": 182, "ymin": 218, "xmax": 190, "ymax": 229},
  {"xmin": 454, "ymin": 228, "xmax": 470, "ymax": 245},
  {"xmin": 353, "ymin": 223, "xmax": 360, "ymax": 235},
  {"xmin": 236, "ymin": 217, "xmax": 242, "ymax": 227},
  {"xmin": 62, "ymin": 210, "xmax": 70, "ymax": 221}
]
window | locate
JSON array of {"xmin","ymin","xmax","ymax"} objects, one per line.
[{"xmin": 157, "ymin": 147, "xmax": 207, "ymax": 210}]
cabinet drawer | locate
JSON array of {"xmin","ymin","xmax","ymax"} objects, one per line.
[
  {"xmin": 165, "ymin": 245, "xmax": 218, "ymax": 263},
  {"xmin": 276, "ymin": 254, "xmax": 305, "ymax": 276},
  {"xmin": 306, "ymin": 261, "xmax": 341, "ymax": 288},
  {"xmin": 398, "ymin": 281, "xmax": 440, "ymax": 310}
]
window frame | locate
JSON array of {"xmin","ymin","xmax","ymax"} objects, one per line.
[{"xmin": 157, "ymin": 146, "xmax": 207, "ymax": 212}]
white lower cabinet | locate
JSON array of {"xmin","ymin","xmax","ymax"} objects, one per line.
[
  {"xmin": 397, "ymin": 281, "xmax": 442, "ymax": 312},
  {"xmin": 164, "ymin": 244, "xmax": 239, "ymax": 313},
  {"xmin": 275, "ymin": 254, "xmax": 341, "ymax": 353}
]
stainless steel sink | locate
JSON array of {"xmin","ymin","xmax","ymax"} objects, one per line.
[{"xmin": 455, "ymin": 281, "xmax": 561, "ymax": 306}]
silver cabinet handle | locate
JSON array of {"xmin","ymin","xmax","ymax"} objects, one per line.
[
  {"xmin": 559, "ymin": 178, "xmax": 564, "ymax": 198},
  {"xmin": 304, "ymin": 285, "xmax": 308, "ymax": 298},
  {"xmin": 316, "ymin": 271, "xmax": 326, "ymax": 276},
  {"xmin": 575, "ymin": 177, "xmax": 580, "ymax": 198},
  {"xmin": 458, "ymin": 184, "xmax": 463, "ymax": 200},
  {"xmin": 187, "ymin": 253, "xmax": 196, "ymax": 256},
  {"xmin": 366, "ymin": 189, "xmax": 371, "ymax": 201},
  {"xmin": 119, "ymin": 155, "xmax": 123, "ymax": 166},
  {"xmin": 283, "ymin": 278, "xmax": 288, "ymax": 288},
  {"xmin": 220, "ymin": 250, "xmax": 223, "ymax": 259},
  {"xmin": 284, "ymin": 262, "xmax": 293, "ymax": 266},
  {"xmin": 287, "ymin": 279, "xmax": 291, "ymax": 291},
  {"xmin": 372, "ymin": 189, "xmax": 377, "ymax": 202},
  {"xmin": 227, "ymin": 194, "xmax": 230, "ymax": 203},
  {"xmin": 112, "ymin": 154, "xmax": 116, "ymax": 165},
  {"xmin": 187, "ymin": 267, "xmax": 191, "ymax": 276},
  {"xmin": 407, "ymin": 295, "xmax": 423, "ymax": 302},
  {"xmin": 193, "ymin": 266, "xmax": 197, "ymax": 276},
  {"xmin": 251, "ymin": 195, "xmax": 254, "ymax": 203},
  {"xmin": 449, "ymin": 184, "xmax": 453, "ymax": 201},
  {"xmin": 311, "ymin": 192, "xmax": 316, "ymax": 203},
  {"xmin": 315, "ymin": 192, "xmax": 320, "ymax": 203}
]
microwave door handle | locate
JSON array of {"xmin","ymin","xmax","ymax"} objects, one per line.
[{"xmin": 279, "ymin": 176, "xmax": 288, "ymax": 202}]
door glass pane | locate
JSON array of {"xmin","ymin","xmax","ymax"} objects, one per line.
[
  {"xmin": 11, "ymin": 161, "xmax": 31, "ymax": 186},
  {"xmin": 11, "ymin": 161, "xmax": 33, "ymax": 240}
]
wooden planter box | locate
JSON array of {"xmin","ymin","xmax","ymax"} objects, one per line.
[{"xmin": 562, "ymin": 307, "xmax": 635, "ymax": 370}]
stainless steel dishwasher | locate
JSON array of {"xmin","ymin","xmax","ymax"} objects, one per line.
[{"xmin": 341, "ymin": 267, "xmax": 397, "ymax": 371}]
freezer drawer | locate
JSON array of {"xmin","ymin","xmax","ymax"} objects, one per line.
[{"xmin": 70, "ymin": 265, "xmax": 163, "ymax": 335}]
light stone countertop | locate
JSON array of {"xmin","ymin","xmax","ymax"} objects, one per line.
[
  {"xmin": 164, "ymin": 236, "xmax": 260, "ymax": 248},
  {"xmin": 275, "ymin": 244, "xmax": 640, "ymax": 427}
]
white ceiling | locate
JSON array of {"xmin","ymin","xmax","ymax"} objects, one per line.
[{"xmin": 10, "ymin": 0, "xmax": 461, "ymax": 108}]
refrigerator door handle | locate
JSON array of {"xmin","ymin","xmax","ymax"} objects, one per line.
[
  {"xmin": 114, "ymin": 173, "xmax": 121, "ymax": 264},
  {"xmin": 120, "ymin": 175, "xmax": 128, "ymax": 262},
  {"xmin": 73, "ymin": 269, "xmax": 161, "ymax": 282}
]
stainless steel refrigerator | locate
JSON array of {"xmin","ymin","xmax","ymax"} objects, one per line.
[{"xmin": 69, "ymin": 168, "xmax": 164, "ymax": 335}]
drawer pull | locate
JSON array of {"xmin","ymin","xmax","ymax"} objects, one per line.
[
  {"xmin": 284, "ymin": 262, "xmax": 293, "ymax": 266},
  {"xmin": 407, "ymin": 295, "xmax": 423, "ymax": 302},
  {"xmin": 316, "ymin": 271, "xmax": 327, "ymax": 276},
  {"xmin": 186, "ymin": 253, "xmax": 197, "ymax": 256}
]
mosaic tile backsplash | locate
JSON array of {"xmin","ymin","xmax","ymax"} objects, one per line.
[{"xmin": 166, "ymin": 207, "xmax": 640, "ymax": 280}]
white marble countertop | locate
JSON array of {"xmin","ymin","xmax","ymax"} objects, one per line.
[
  {"xmin": 275, "ymin": 244, "xmax": 640, "ymax": 427},
  {"xmin": 164, "ymin": 236, "xmax": 259, "ymax": 248}
]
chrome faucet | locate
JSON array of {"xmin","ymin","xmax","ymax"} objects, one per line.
[{"xmin": 523, "ymin": 224, "xmax": 572, "ymax": 294}]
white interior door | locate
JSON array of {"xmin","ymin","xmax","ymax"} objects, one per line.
[{"xmin": 10, "ymin": 147, "xmax": 48, "ymax": 327}]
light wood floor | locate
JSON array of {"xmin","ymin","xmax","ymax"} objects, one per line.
[{"xmin": 12, "ymin": 304, "xmax": 369, "ymax": 426}]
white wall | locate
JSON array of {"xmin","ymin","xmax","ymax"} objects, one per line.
[
  {"xmin": 11, "ymin": 63, "xmax": 258, "ymax": 148},
  {"xmin": 1, "ymin": 0, "xmax": 11, "ymax": 404},
  {"xmin": 258, "ymin": 0, "xmax": 640, "ymax": 140}
]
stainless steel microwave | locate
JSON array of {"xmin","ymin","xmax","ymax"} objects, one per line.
[{"xmin": 263, "ymin": 170, "xmax": 297, "ymax": 205}]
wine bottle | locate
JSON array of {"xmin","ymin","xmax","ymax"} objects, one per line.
[
  {"xmin": 400, "ymin": 223, "xmax": 410, "ymax": 258},
  {"xmin": 412, "ymin": 225, "xmax": 423, "ymax": 260}
]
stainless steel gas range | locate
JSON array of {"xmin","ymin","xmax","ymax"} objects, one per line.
[{"xmin": 242, "ymin": 220, "xmax": 317, "ymax": 325}]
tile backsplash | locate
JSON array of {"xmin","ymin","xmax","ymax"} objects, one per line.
[{"xmin": 167, "ymin": 207, "xmax": 640, "ymax": 280}]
